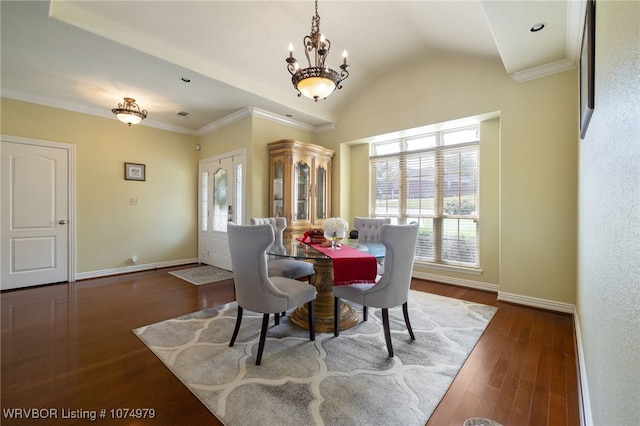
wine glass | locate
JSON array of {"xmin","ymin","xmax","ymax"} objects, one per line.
[{"xmin": 324, "ymin": 229, "xmax": 345, "ymax": 250}]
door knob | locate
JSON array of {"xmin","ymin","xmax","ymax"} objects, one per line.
[{"xmin": 58, "ymin": 220, "xmax": 67, "ymax": 225}]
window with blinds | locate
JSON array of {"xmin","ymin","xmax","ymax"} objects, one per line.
[{"xmin": 370, "ymin": 126, "xmax": 480, "ymax": 267}]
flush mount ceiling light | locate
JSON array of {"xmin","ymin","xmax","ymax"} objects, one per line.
[
  {"xmin": 286, "ymin": 0, "xmax": 349, "ymax": 101},
  {"xmin": 111, "ymin": 97, "xmax": 147, "ymax": 126}
]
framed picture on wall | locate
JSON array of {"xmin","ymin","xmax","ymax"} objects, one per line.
[
  {"xmin": 125, "ymin": 163, "xmax": 146, "ymax": 181},
  {"xmin": 579, "ymin": 0, "xmax": 595, "ymax": 139}
]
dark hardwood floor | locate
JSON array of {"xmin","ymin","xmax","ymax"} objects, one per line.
[{"xmin": 1, "ymin": 266, "xmax": 580, "ymax": 425}]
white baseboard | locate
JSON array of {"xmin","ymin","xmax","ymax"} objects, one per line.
[
  {"xmin": 75, "ymin": 258, "xmax": 198, "ymax": 281},
  {"xmin": 412, "ymin": 271, "xmax": 499, "ymax": 293},
  {"xmin": 413, "ymin": 271, "xmax": 576, "ymax": 315},
  {"xmin": 573, "ymin": 310, "xmax": 593, "ymax": 426},
  {"xmin": 497, "ymin": 291, "xmax": 575, "ymax": 314}
]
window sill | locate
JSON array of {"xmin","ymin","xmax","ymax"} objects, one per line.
[{"xmin": 414, "ymin": 261, "xmax": 483, "ymax": 276}]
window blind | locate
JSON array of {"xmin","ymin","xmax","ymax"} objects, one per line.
[{"xmin": 370, "ymin": 129, "xmax": 480, "ymax": 267}]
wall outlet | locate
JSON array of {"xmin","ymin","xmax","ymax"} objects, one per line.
[{"xmin": 130, "ymin": 198, "xmax": 139, "ymax": 205}]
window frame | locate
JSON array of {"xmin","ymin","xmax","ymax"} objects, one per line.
[{"xmin": 370, "ymin": 126, "xmax": 480, "ymax": 268}]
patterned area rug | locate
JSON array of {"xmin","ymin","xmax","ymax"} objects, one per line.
[
  {"xmin": 134, "ymin": 290, "xmax": 497, "ymax": 426},
  {"xmin": 169, "ymin": 265, "xmax": 234, "ymax": 285}
]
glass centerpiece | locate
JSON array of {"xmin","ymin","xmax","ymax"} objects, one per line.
[{"xmin": 322, "ymin": 217, "xmax": 348, "ymax": 250}]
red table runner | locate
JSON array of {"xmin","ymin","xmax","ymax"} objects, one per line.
[{"xmin": 309, "ymin": 242, "xmax": 377, "ymax": 286}]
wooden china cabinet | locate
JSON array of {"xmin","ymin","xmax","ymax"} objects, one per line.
[{"xmin": 267, "ymin": 140, "xmax": 334, "ymax": 239}]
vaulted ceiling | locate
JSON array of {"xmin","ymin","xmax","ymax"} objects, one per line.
[{"xmin": 1, "ymin": 1, "xmax": 585, "ymax": 134}]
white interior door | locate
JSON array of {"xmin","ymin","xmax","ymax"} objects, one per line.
[
  {"xmin": 1, "ymin": 139, "xmax": 72, "ymax": 290},
  {"xmin": 199, "ymin": 151, "xmax": 244, "ymax": 271}
]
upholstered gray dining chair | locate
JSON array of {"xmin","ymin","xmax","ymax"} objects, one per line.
[
  {"xmin": 333, "ymin": 223, "xmax": 419, "ymax": 357},
  {"xmin": 251, "ymin": 217, "xmax": 314, "ymax": 281},
  {"xmin": 227, "ymin": 223, "xmax": 316, "ymax": 365},
  {"xmin": 353, "ymin": 217, "xmax": 391, "ymax": 243},
  {"xmin": 354, "ymin": 216, "xmax": 391, "ymax": 274}
]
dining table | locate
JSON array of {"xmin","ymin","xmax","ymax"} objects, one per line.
[{"xmin": 267, "ymin": 238, "xmax": 385, "ymax": 332}]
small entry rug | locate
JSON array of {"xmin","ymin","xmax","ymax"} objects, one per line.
[
  {"xmin": 134, "ymin": 290, "xmax": 497, "ymax": 426},
  {"xmin": 169, "ymin": 265, "xmax": 234, "ymax": 285}
]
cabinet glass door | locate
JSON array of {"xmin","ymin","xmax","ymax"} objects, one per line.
[
  {"xmin": 294, "ymin": 162, "xmax": 310, "ymax": 220},
  {"xmin": 273, "ymin": 160, "xmax": 284, "ymax": 217},
  {"xmin": 316, "ymin": 166, "xmax": 326, "ymax": 220}
]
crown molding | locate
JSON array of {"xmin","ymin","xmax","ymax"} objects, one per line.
[
  {"xmin": 250, "ymin": 107, "xmax": 335, "ymax": 133},
  {"xmin": 509, "ymin": 0, "xmax": 583, "ymax": 83},
  {"xmin": 196, "ymin": 107, "xmax": 334, "ymax": 136},
  {"xmin": 509, "ymin": 58, "xmax": 576, "ymax": 83},
  {"xmin": 195, "ymin": 108, "xmax": 252, "ymax": 136}
]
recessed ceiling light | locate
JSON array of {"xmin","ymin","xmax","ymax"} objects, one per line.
[
  {"xmin": 530, "ymin": 22, "xmax": 546, "ymax": 32},
  {"xmin": 181, "ymin": 77, "xmax": 191, "ymax": 83}
]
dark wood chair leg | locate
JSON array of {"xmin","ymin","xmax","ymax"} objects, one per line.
[
  {"xmin": 333, "ymin": 297, "xmax": 341, "ymax": 337},
  {"xmin": 363, "ymin": 306, "xmax": 368, "ymax": 321},
  {"xmin": 275, "ymin": 312, "xmax": 280, "ymax": 325},
  {"xmin": 229, "ymin": 306, "xmax": 243, "ymax": 347},
  {"xmin": 382, "ymin": 308, "xmax": 394, "ymax": 357},
  {"xmin": 255, "ymin": 313, "xmax": 270, "ymax": 365},
  {"xmin": 308, "ymin": 300, "xmax": 315, "ymax": 341},
  {"xmin": 402, "ymin": 302, "xmax": 415, "ymax": 340}
]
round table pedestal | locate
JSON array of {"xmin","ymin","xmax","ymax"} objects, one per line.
[{"xmin": 289, "ymin": 258, "xmax": 359, "ymax": 332}]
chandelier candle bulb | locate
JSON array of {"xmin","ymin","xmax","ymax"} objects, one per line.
[{"xmin": 342, "ymin": 50, "xmax": 348, "ymax": 65}]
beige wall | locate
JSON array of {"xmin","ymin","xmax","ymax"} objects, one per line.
[
  {"xmin": 318, "ymin": 53, "xmax": 578, "ymax": 304},
  {"xmin": 1, "ymin": 98, "xmax": 198, "ymax": 273},
  {"xmin": 577, "ymin": 2, "xmax": 640, "ymax": 424}
]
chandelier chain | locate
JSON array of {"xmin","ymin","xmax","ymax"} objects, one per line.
[{"xmin": 311, "ymin": 0, "xmax": 320, "ymax": 36}]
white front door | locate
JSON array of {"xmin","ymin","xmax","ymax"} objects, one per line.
[
  {"xmin": 199, "ymin": 151, "xmax": 244, "ymax": 271},
  {"xmin": 1, "ymin": 138, "xmax": 73, "ymax": 290}
]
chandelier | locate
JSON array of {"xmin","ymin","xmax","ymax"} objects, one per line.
[
  {"xmin": 286, "ymin": 0, "xmax": 349, "ymax": 101},
  {"xmin": 111, "ymin": 97, "xmax": 147, "ymax": 126}
]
